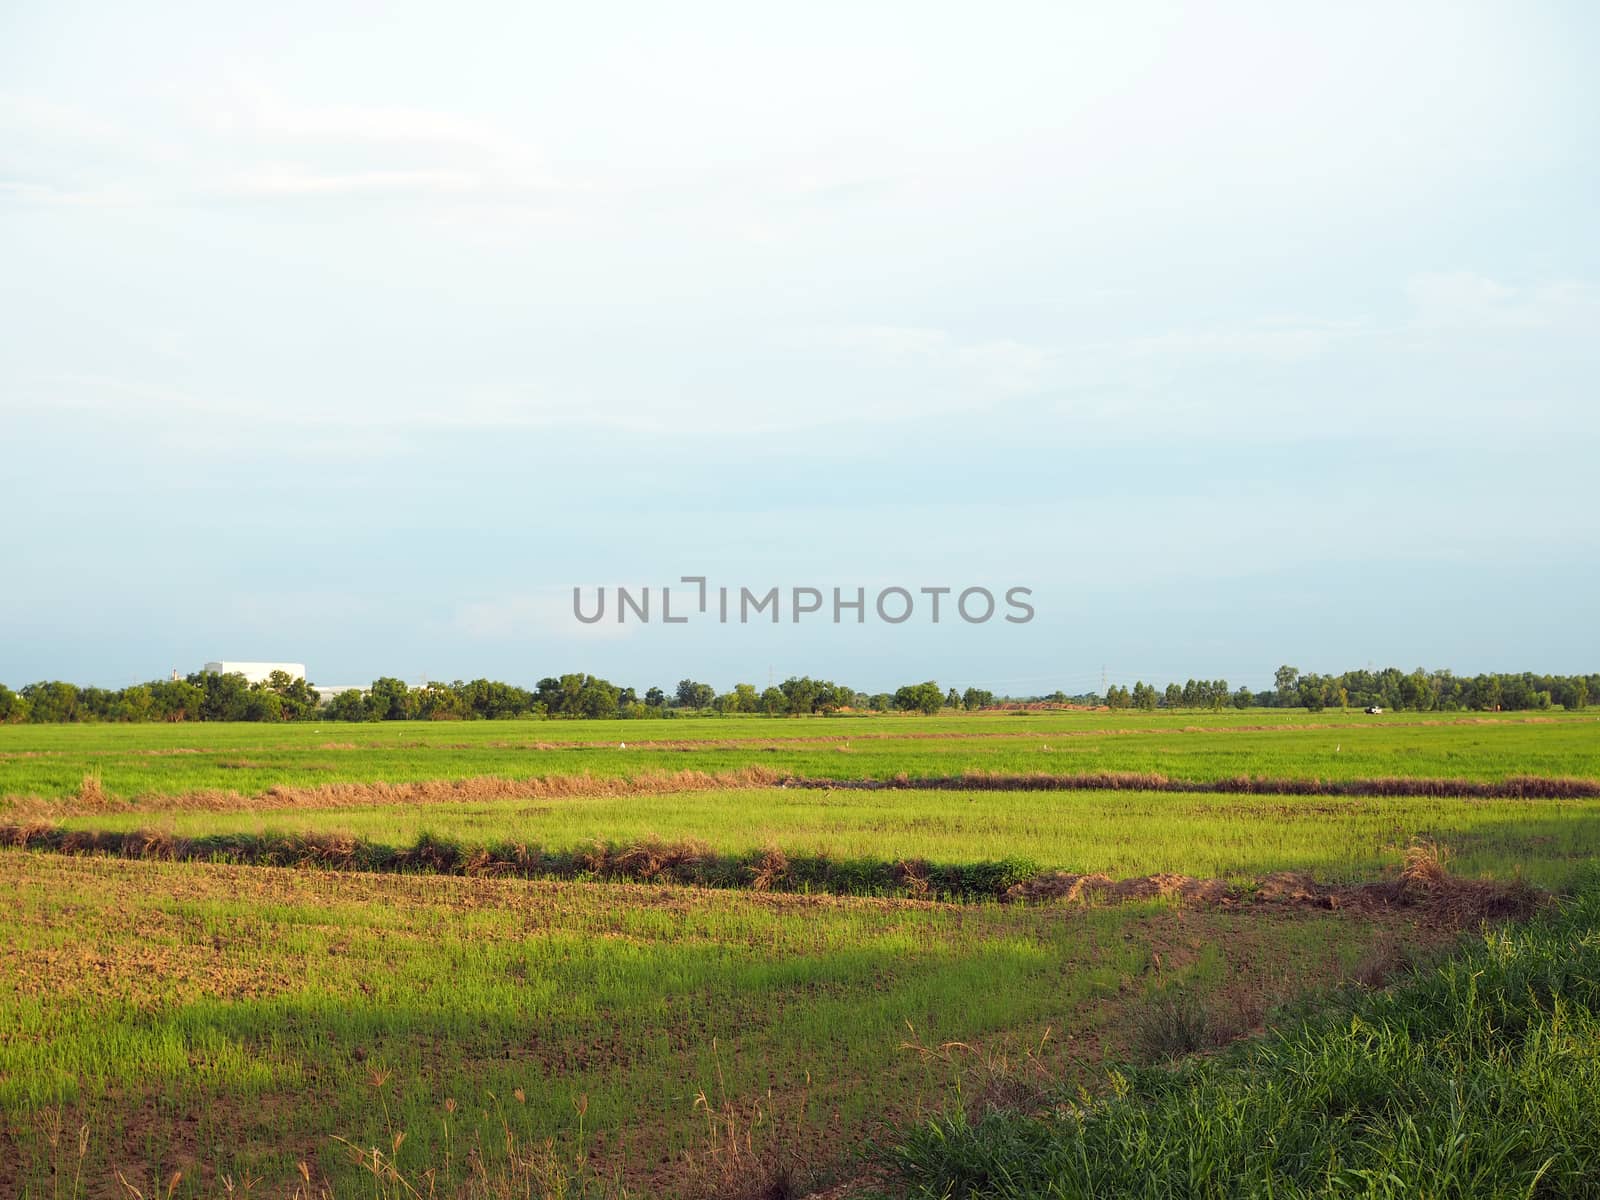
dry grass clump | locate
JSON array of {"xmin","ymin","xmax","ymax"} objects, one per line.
[
  {"xmin": 609, "ymin": 836, "xmax": 715, "ymax": 882},
  {"xmin": 1350, "ymin": 939, "xmax": 1415, "ymax": 991},
  {"xmin": 894, "ymin": 858, "xmax": 934, "ymax": 899},
  {"xmin": 1386, "ymin": 839, "xmax": 1545, "ymax": 921},
  {"xmin": 120, "ymin": 828, "xmax": 181, "ymax": 859},
  {"xmin": 1132, "ymin": 990, "xmax": 1249, "ymax": 1061},
  {"xmin": 747, "ymin": 846, "xmax": 790, "ymax": 892},
  {"xmin": 679, "ymin": 1045, "xmax": 812, "ymax": 1200},
  {"xmin": 301, "ymin": 831, "xmax": 369, "ymax": 867},
  {"xmin": 1004, "ymin": 872, "xmax": 1233, "ymax": 906},
  {"xmin": 1003, "ymin": 843, "xmax": 1545, "ymax": 924},
  {"xmin": 900, "ymin": 1024, "xmax": 1059, "ymax": 1115},
  {"xmin": 1, "ymin": 820, "xmax": 56, "ymax": 848}
]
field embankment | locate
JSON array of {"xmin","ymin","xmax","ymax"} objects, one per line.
[
  {"xmin": 19, "ymin": 782, "xmax": 1600, "ymax": 887},
  {"xmin": 0, "ymin": 820, "xmax": 1556, "ymax": 918},
  {"xmin": 10, "ymin": 766, "xmax": 1600, "ymax": 825}
]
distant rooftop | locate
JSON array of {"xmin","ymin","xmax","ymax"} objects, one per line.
[{"xmin": 202, "ymin": 661, "xmax": 307, "ymax": 686}]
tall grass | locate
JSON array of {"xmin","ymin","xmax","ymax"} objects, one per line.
[{"xmin": 888, "ymin": 865, "xmax": 1600, "ymax": 1198}]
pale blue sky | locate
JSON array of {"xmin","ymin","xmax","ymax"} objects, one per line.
[{"xmin": 3, "ymin": 1, "xmax": 1596, "ymax": 693}]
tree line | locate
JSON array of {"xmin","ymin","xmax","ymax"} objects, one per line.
[
  {"xmin": 0, "ymin": 665, "xmax": 1588, "ymax": 724},
  {"xmin": 0, "ymin": 671, "xmax": 997, "ymax": 724},
  {"xmin": 1102, "ymin": 666, "xmax": 1593, "ymax": 714}
]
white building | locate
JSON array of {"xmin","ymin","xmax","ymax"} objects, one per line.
[{"xmin": 202, "ymin": 661, "xmax": 307, "ymax": 685}]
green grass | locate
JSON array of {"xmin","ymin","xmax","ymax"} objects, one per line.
[
  {"xmin": 42, "ymin": 786, "xmax": 1600, "ymax": 888},
  {"xmin": 0, "ymin": 851, "xmax": 1398, "ymax": 1198},
  {"xmin": 886, "ymin": 866, "xmax": 1600, "ymax": 1199},
  {"xmin": 2, "ymin": 710, "xmax": 1596, "ymax": 805}
]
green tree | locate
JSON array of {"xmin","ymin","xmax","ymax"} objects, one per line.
[
  {"xmin": 326, "ymin": 689, "xmax": 369, "ymax": 721},
  {"xmin": 243, "ymin": 688, "xmax": 285, "ymax": 721},
  {"xmin": 1131, "ymin": 682, "xmax": 1158, "ymax": 711},
  {"xmin": 368, "ymin": 677, "xmax": 415, "ymax": 720},
  {"xmin": 112, "ymin": 684, "xmax": 155, "ymax": 722},
  {"xmin": 149, "ymin": 679, "xmax": 204, "ymax": 721},
  {"xmin": 415, "ymin": 682, "xmax": 465, "ymax": 720},
  {"xmin": 575, "ymin": 677, "xmax": 621, "ymax": 719},
  {"xmin": 813, "ymin": 681, "xmax": 853, "ymax": 714},
  {"xmin": 778, "ymin": 677, "xmax": 819, "ymax": 716},
  {"xmin": 0, "ymin": 684, "xmax": 31, "ymax": 723},
  {"xmin": 759, "ymin": 686, "xmax": 788, "ymax": 716},
  {"xmin": 1274, "ymin": 665, "xmax": 1300, "ymax": 705},
  {"xmin": 893, "ymin": 681, "xmax": 944, "ymax": 716},
  {"xmin": 188, "ymin": 671, "xmax": 250, "ymax": 722},
  {"xmin": 20, "ymin": 681, "xmax": 81, "ymax": 723},
  {"xmin": 674, "ymin": 679, "xmax": 716, "ymax": 709},
  {"xmin": 1399, "ymin": 668, "xmax": 1436, "ymax": 712}
]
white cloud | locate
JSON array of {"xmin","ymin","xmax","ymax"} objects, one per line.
[
  {"xmin": 0, "ymin": 180, "xmax": 140, "ymax": 207},
  {"xmin": 1405, "ymin": 273, "xmax": 1600, "ymax": 332},
  {"xmin": 0, "ymin": 80, "xmax": 564, "ymax": 210},
  {"xmin": 207, "ymin": 92, "xmax": 525, "ymax": 156},
  {"xmin": 221, "ymin": 165, "xmax": 483, "ymax": 197},
  {"xmin": 1120, "ymin": 319, "xmax": 1367, "ymax": 363},
  {"xmin": 7, "ymin": 266, "xmax": 1595, "ymax": 456}
]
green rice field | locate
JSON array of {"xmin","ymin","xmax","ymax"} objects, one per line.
[
  {"xmin": 2, "ymin": 709, "xmax": 1597, "ymax": 1197},
  {"xmin": 1, "ymin": 710, "xmax": 1596, "ymax": 807}
]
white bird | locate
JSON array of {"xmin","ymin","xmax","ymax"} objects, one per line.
[{"xmin": 618, "ymin": 742, "xmax": 626, "ymax": 750}]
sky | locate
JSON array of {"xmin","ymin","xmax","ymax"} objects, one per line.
[{"xmin": 2, "ymin": 1, "xmax": 1597, "ymax": 695}]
